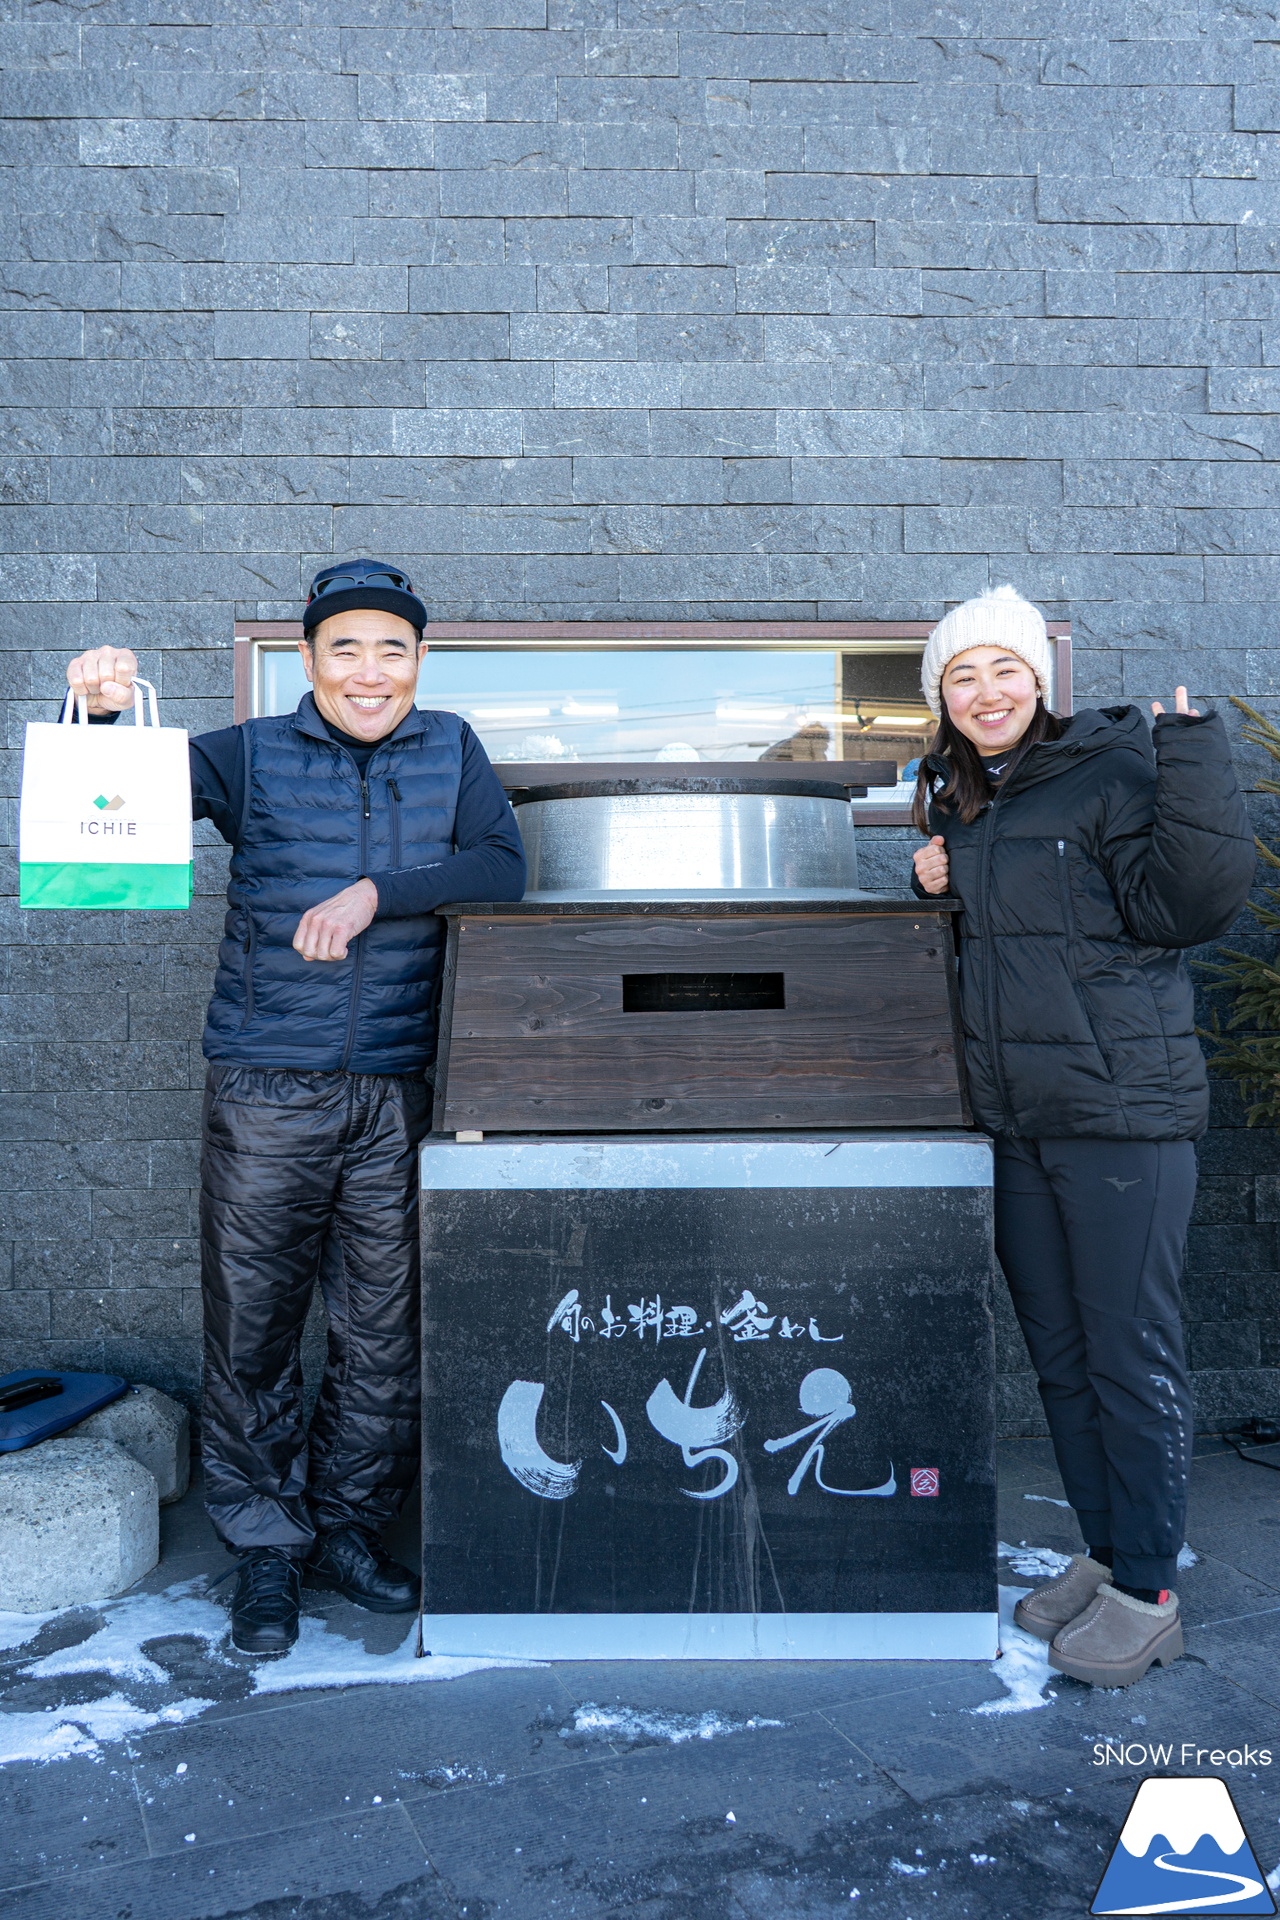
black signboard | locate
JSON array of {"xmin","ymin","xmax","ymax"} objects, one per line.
[{"xmin": 420, "ymin": 1136, "xmax": 997, "ymax": 1659}]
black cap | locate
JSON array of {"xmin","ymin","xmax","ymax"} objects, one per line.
[{"xmin": 303, "ymin": 559, "xmax": 428, "ymax": 637}]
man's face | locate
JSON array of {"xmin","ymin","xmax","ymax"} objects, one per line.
[{"xmin": 301, "ymin": 608, "xmax": 427, "ymax": 741}]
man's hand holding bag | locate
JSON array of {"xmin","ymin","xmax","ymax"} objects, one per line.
[{"xmin": 20, "ymin": 647, "xmax": 193, "ymax": 910}]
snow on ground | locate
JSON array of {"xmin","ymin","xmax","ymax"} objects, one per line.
[
  {"xmin": 21, "ymin": 1580, "xmax": 226, "ymax": 1685},
  {"xmin": 0, "ymin": 1610, "xmax": 56, "ymax": 1654},
  {"xmin": 251, "ymin": 1616, "xmax": 531, "ymax": 1696},
  {"xmin": 0, "ymin": 1695, "xmax": 215, "ymax": 1768},
  {"xmin": 973, "ymin": 1586, "xmax": 1056, "ymax": 1717},
  {"xmin": 997, "ymin": 1542, "xmax": 1073, "ymax": 1580},
  {"xmin": 0, "ymin": 1579, "xmax": 532, "ymax": 1767},
  {"xmin": 562, "ymin": 1703, "xmax": 785, "ymax": 1749},
  {"xmin": 1022, "ymin": 1493, "xmax": 1071, "ymax": 1509}
]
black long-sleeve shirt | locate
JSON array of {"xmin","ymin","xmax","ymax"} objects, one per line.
[{"xmin": 88, "ymin": 709, "xmax": 526, "ymax": 918}]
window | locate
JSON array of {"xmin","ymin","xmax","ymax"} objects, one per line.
[{"xmin": 234, "ymin": 620, "xmax": 1071, "ymax": 818}]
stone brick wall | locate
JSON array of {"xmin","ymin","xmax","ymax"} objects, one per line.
[{"xmin": 2, "ymin": 0, "xmax": 1279, "ymax": 1431}]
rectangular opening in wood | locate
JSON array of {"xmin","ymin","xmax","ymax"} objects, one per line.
[{"xmin": 621, "ymin": 972, "xmax": 786, "ymax": 1013}]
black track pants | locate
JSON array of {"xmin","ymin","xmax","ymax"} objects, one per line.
[
  {"xmin": 199, "ymin": 1064, "xmax": 432, "ymax": 1555},
  {"xmin": 994, "ymin": 1135, "xmax": 1197, "ymax": 1594}
]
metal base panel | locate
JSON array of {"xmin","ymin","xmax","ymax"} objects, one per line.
[{"xmin": 421, "ymin": 1611, "xmax": 1000, "ymax": 1663}]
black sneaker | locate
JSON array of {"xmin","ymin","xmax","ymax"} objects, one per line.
[
  {"xmin": 305, "ymin": 1527, "xmax": 420, "ymax": 1614},
  {"xmin": 228, "ymin": 1549, "xmax": 302, "ymax": 1655}
]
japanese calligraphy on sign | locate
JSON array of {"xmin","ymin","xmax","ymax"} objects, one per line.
[
  {"xmin": 499, "ymin": 1302, "xmax": 898, "ymax": 1507},
  {"xmin": 546, "ymin": 1287, "xmax": 844, "ymax": 1347}
]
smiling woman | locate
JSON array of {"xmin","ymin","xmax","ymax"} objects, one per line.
[{"xmin": 907, "ymin": 583, "xmax": 1255, "ymax": 1692}]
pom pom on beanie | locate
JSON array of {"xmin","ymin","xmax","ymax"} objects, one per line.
[{"xmin": 920, "ymin": 584, "xmax": 1052, "ymax": 718}]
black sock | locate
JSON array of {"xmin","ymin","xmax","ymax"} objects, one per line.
[
  {"xmin": 1112, "ymin": 1581, "xmax": 1163, "ymax": 1604},
  {"xmin": 1087, "ymin": 1544, "xmax": 1114, "ymax": 1568}
]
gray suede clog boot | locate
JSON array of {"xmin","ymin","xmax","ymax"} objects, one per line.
[
  {"xmin": 1013, "ymin": 1554, "xmax": 1111, "ymax": 1644},
  {"xmin": 1048, "ymin": 1584, "xmax": 1183, "ymax": 1689}
]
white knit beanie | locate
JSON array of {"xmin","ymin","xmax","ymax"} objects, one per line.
[{"xmin": 920, "ymin": 585, "xmax": 1052, "ymax": 717}]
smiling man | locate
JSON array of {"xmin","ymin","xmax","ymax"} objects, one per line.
[{"xmin": 66, "ymin": 560, "xmax": 526, "ymax": 1654}]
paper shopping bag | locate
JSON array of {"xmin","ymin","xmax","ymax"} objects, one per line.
[{"xmin": 19, "ymin": 680, "xmax": 193, "ymax": 909}]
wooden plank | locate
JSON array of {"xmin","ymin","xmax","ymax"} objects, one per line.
[
  {"xmin": 448, "ymin": 912, "xmax": 949, "ymax": 969},
  {"xmin": 440, "ymin": 1033, "xmax": 965, "ymax": 1131},
  {"xmin": 450, "ymin": 948, "xmax": 952, "ymax": 1036},
  {"xmin": 435, "ymin": 909, "xmax": 965, "ymax": 1132}
]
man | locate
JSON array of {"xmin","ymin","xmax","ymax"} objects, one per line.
[{"xmin": 67, "ymin": 559, "xmax": 526, "ymax": 1654}]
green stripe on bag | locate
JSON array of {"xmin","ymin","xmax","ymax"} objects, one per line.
[{"xmin": 20, "ymin": 862, "xmax": 193, "ymax": 909}]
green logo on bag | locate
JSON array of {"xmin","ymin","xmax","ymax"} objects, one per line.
[{"xmin": 92, "ymin": 794, "xmax": 125, "ymax": 811}]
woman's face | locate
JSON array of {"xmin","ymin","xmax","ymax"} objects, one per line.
[{"xmin": 941, "ymin": 646, "xmax": 1040, "ymax": 753}]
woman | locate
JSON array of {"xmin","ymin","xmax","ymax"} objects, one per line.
[{"xmin": 912, "ymin": 585, "xmax": 1254, "ymax": 1689}]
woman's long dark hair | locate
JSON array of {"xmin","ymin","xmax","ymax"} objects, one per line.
[{"xmin": 911, "ymin": 698, "xmax": 1063, "ymax": 832}]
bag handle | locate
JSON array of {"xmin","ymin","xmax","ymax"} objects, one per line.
[
  {"xmin": 58, "ymin": 678, "xmax": 160, "ymax": 728},
  {"xmin": 130, "ymin": 677, "xmax": 160, "ymax": 729}
]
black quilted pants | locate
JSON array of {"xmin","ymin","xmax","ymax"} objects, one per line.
[{"xmin": 199, "ymin": 1063, "xmax": 432, "ymax": 1555}]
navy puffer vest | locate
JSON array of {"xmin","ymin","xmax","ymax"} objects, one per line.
[{"xmin": 203, "ymin": 695, "xmax": 463, "ymax": 1075}]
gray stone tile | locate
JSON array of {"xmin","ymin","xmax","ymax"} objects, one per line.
[
  {"xmin": 1, "ymin": 1805, "xmax": 441, "ymax": 1920},
  {"xmin": 407, "ymin": 1716, "xmax": 901, "ymax": 1919},
  {"xmin": 1188, "ymin": 1605, "xmax": 1280, "ymax": 1709},
  {"xmin": 0, "ymin": 1751, "xmax": 149, "ymax": 1890},
  {"xmin": 541, "ymin": 1658, "xmax": 996, "ymax": 1727},
  {"xmin": 129, "ymin": 1667, "xmax": 596, "ymax": 1851},
  {"xmin": 827, "ymin": 1650, "xmax": 1280, "ymax": 1806}
]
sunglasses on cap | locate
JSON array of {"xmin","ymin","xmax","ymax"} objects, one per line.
[{"xmin": 306, "ymin": 565, "xmax": 417, "ymax": 604}]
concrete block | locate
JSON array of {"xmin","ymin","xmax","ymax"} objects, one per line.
[
  {"xmin": 62, "ymin": 1383, "xmax": 190, "ymax": 1504},
  {"xmin": 0, "ymin": 1437, "xmax": 159, "ymax": 1610}
]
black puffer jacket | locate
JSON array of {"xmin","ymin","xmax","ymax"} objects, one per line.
[{"xmin": 917, "ymin": 706, "xmax": 1255, "ymax": 1141}]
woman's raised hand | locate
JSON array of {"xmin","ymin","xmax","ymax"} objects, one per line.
[
  {"xmin": 913, "ymin": 834, "xmax": 950, "ymax": 896},
  {"xmin": 67, "ymin": 646, "xmax": 139, "ymax": 715},
  {"xmin": 1151, "ymin": 684, "xmax": 1200, "ymax": 719}
]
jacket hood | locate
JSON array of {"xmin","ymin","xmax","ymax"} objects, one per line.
[{"xmin": 994, "ymin": 705, "xmax": 1156, "ymax": 795}]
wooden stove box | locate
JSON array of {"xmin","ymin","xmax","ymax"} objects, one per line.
[{"xmin": 432, "ymin": 895, "xmax": 966, "ymax": 1134}]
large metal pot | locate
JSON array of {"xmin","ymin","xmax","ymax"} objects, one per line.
[{"xmin": 511, "ymin": 777, "xmax": 859, "ymax": 892}]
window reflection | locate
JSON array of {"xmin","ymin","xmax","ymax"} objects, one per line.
[{"xmin": 256, "ymin": 643, "xmax": 935, "ymax": 775}]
